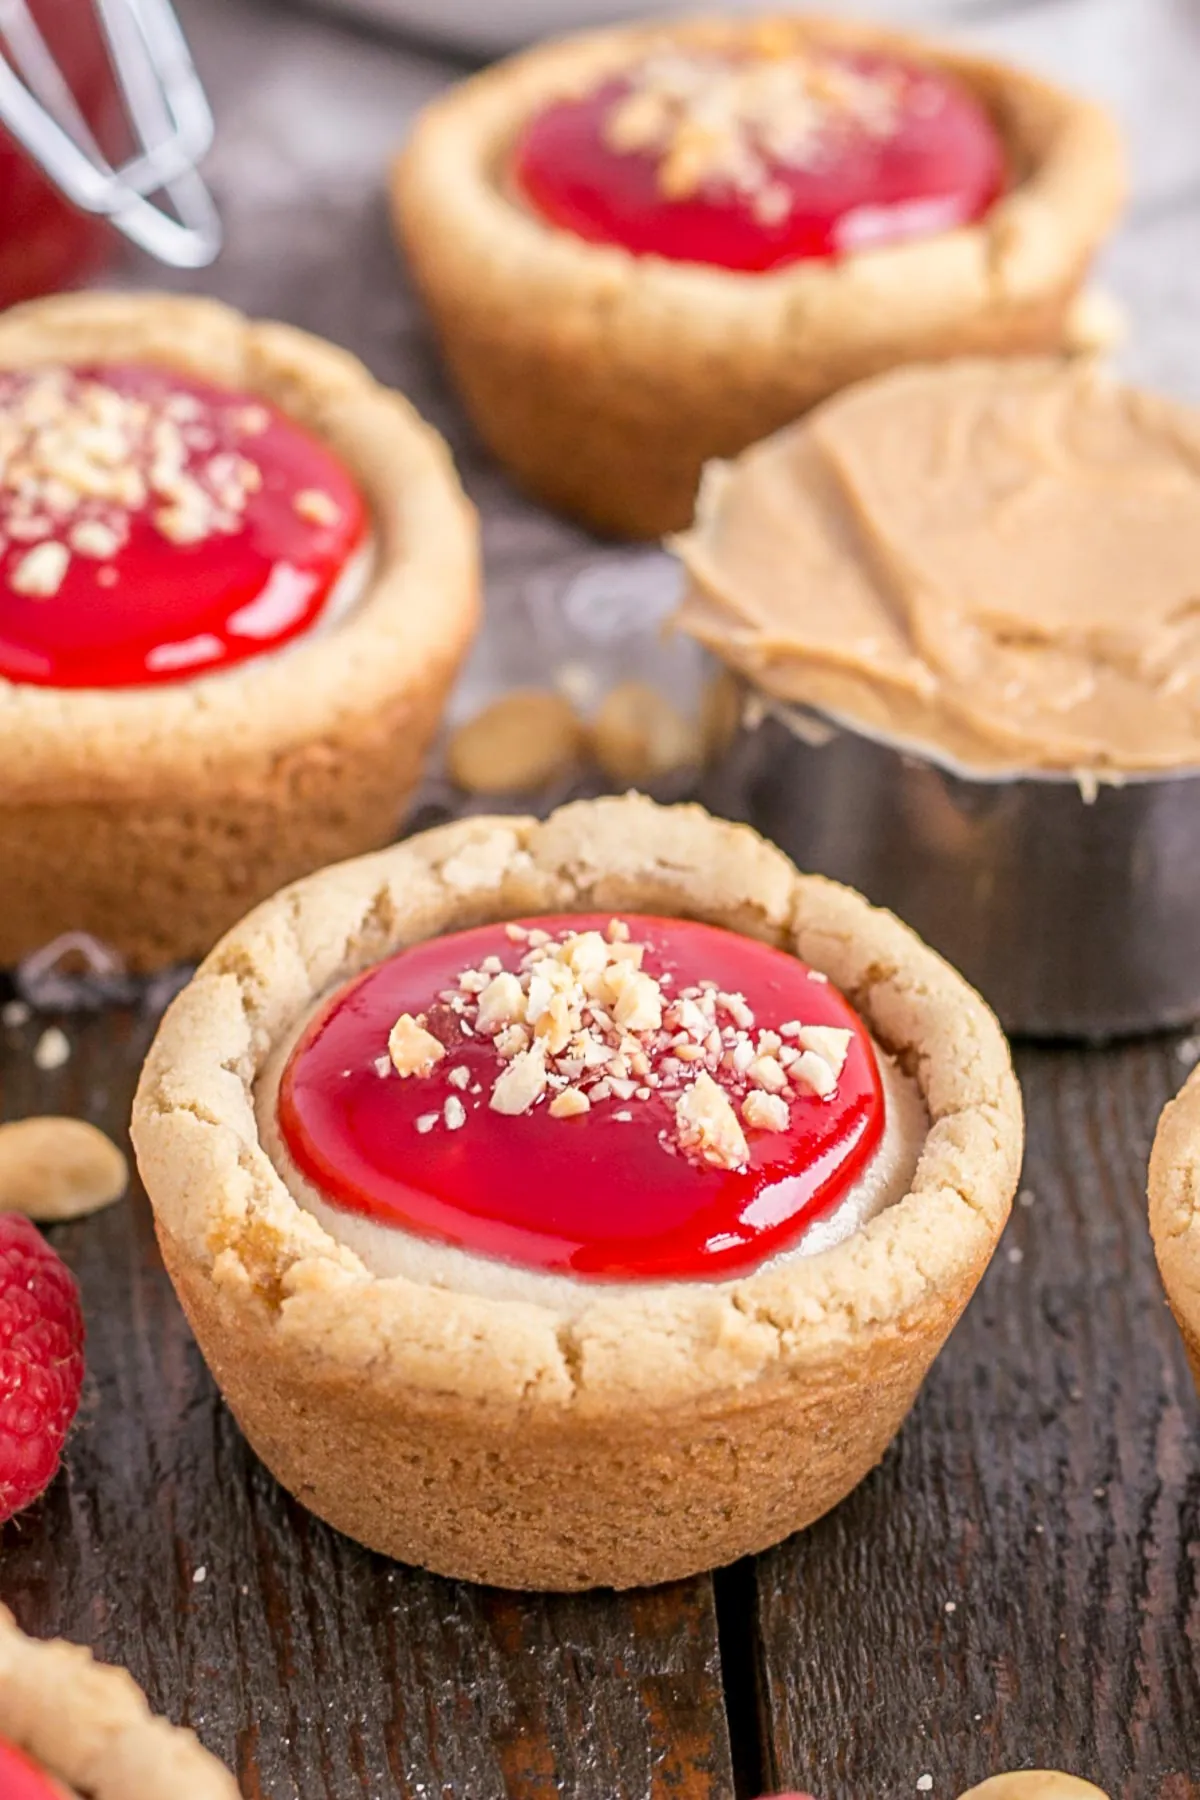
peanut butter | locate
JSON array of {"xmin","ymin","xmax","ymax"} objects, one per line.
[{"xmin": 674, "ymin": 359, "xmax": 1200, "ymax": 774}]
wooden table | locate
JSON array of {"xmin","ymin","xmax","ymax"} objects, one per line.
[{"xmin": 3, "ymin": 2, "xmax": 1200, "ymax": 1795}]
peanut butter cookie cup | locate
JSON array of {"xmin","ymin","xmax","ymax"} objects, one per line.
[
  {"xmin": 133, "ymin": 794, "xmax": 1022, "ymax": 1590},
  {"xmin": 0, "ymin": 1607, "xmax": 238, "ymax": 1798},
  {"xmin": 1150, "ymin": 1066, "xmax": 1200, "ymax": 1388},
  {"xmin": 0, "ymin": 291, "xmax": 478, "ymax": 971},
  {"xmin": 393, "ymin": 14, "xmax": 1123, "ymax": 536}
]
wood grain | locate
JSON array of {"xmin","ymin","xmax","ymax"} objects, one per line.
[
  {"xmin": 5, "ymin": 3, "xmax": 1200, "ymax": 1795},
  {"xmin": 754, "ymin": 1039, "xmax": 1200, "ymax": 1800},
  {"xmin": 0, "ymin": 998, "xmax": 734, "ymax": 1800},
  {"xmin": 7, "ymin": 1009, "xmax": 1200, "ymax": 1799}
]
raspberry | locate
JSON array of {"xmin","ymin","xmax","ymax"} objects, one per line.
[{"xmin": 0, "ymin": 1215, "xmax": 84, "ymax": 1523}]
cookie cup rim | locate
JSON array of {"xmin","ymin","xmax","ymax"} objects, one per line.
[
  {"xmin": 1150, "ymin": 1063, "xmax": 1200, "ymax": 1359},
  {"xmin": 0, "ymin": 1605, "xmax": 238, "ymax": 1799},
  {"xmin": 132, "ymin": 793, "xmax": 1023, "ymax": 1419},
  {"xmin": 0, "ymin": 290, "xmax": 479, "ymax": 806},
  {"xmin": 392, "ymin": 11, "xmax": 1125, "ymax": 356}
]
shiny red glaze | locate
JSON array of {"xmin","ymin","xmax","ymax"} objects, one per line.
[
  {"xmin": 0, "ymin": 1736, "xmax": 69, "ymax": 1800},
  {"xmin": 278, "ymin": 914, "xmax": 885, "ymax": 1281},
  {"xmin": 0, "ymin": 364, "xmax": 369, "ymax": 689},
  {"xmin": 512, "ymin": 51, "xmax": 1005, "ymax": 272},
  {"xmin": 0, "ymin": 0, "xmax": 122, "ymax": 303}
]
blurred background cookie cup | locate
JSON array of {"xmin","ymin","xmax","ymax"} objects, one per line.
[
  {"xmin": 0, "ymin": 292, "xmax": 480, "ymax": 973},
  {"xmin": 391, "ymin": 12, "xmax": 1123, "ymax": 539}
]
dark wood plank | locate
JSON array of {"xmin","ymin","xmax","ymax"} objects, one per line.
[
  {"xmin": 0, "ymin": 1002, "xmax": 735, "ymax": 1800},
  {"xmin": 753, "ymin": 1036, "xmax": 1200, "ymax": 1800}
]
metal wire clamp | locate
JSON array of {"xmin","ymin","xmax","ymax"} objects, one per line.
[{"xmin": 0, "ymin": 0, "xmax": 220, "ymax": 269}]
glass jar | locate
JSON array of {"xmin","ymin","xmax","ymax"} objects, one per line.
[
  {"xmin": 0, "ymin": 0, "xmax": 218, "ymax": 296},
  {"xmin": 0, "ymin": 0, "xmax": 124, "ymax": 302}
]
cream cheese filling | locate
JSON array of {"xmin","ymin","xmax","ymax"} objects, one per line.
[
  {"xmin": 290, "ymin": 533, "xmax": 374, "ymax": 640},
  {"xmin": 198, "ymin": 532, "xmax": 376, "ymax": 680},
  {"xmin": 256, "ymin": 997, "xmax": 928, "ymax": 1318}
]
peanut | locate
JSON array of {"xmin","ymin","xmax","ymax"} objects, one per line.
[
  {"xmin": 448, "ymin": 689, "xmax": 585, "ymax": 795},
  {"xmin": 959, "ymin": 1774, "xmax": 1110, "ymax": 1800},
  {"xmin": 0, "ymin": 1116, "xmax": 128, "ymax": 1222},
  {"xmin": 591, "ymin": 680, "xmax": 702, "ymax": 786}
]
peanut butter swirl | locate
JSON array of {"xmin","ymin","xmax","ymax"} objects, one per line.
[{"xmin": 674, "ymin": 359, "xmax": 1200, "ymax": 774}]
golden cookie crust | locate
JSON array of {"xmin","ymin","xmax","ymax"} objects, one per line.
[
  {"xmin": 0, "ymin": 1607, "xmax": 238, "ymax": 1798},
  {"xmin": 0, "ymin": 291, "xmax": 479, "ymax": 971},
  {"xmin": 959, "ymin": 1779, "xmax": 1108, "ymax": 1800},
  {"xmin": 1149, "ymin": 1066, "xmax": 1200, "ymax": 1386},
  {"xmin": 132, "ymin": 794, "xmax": 1023, "ymax": 1590},
  {"xmin": 392, "ymin": 13, "xmax": 1125, "ymax": 539}
]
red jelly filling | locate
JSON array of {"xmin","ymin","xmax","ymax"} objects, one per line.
[
  {"xmin": 0, "ymin": 1736, "xmax": 69, "ymax": 1800},
  {"xmin": 0, "ymin": 364, "xmax": 369, "ymax": 689},
  {"xmin": 512, "ymin": 47, "xmax": 1006, "ymax": 271},
  {"xmin": 278, "ymin": 914, "xmax": 885, "ymax": 1281}
]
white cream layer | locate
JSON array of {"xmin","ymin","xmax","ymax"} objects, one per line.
[
  {"xmin": 137, "ymin": 535, "xmax": 376, "ymax": 686},
  {"xmin": 231, "ymin": 534, "xmax": 375, "ymax": 668},
  {"xmin": 256, "ymin": 1000, "xmax": 928, "ymax": 1319}
]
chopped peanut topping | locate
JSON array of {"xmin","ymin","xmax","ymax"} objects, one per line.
[
  {"xmin": 387, "ymin": 1013, "xmax": 446, "ymax": 1078},
  {"xmin": 676, "ymin": 1071, "xmax": 749, "ymax": 1171},
  {"xmin": 491, "ymin": 1044, "xmax": 548, "ymax": 1115},
  {"xmin": 742, "ymin": 1089, "xmax": 790, "ymax": 1133},
  {"xmin": 476, "ymin": 971, "xmax": 525, "ymax": 1030},
  {"xmin": 605, "ymin": 47, "xmax": 904, "ymax": 222},
  {"xmin": 790, "ymin": 1049, "xmax": 838, "ymax": 1099},
  {"xmin": 235, "ymin": 404, "xmax": 270, "ymax": 436},
  {"xmin": 494, "ymin": 1022, "xmax": 530, "ymax": 1060},
  {"xmin": 384, "ymin": 921, "xmax": 853, "ymax": 1169},
  {"xmin": 68, "ymin": 519, "xmax": 122, "ymax": 559},
  {"xmin": 294, "ymin": 487, "xmax": 342, "ymax": 526},
  {"xmin": 549, "ymin": 1086, "xmax": 591, "ymax": 1119},
  {"xmin": 606, "ymin": 965, "xmax": 663, "ymax": 1033},
  {"xmin": 12, "ymin": 540, "xmax": 69, "ymax": 597},
  {"xmin": 795, "ymin": 1025, "xmax": 853, "ymax": 1078},
  {"xmin": 154, "ymin": 498, "xmax": 211, "ymax": 546},
  {"xmin": 748, "ymin": 1053, "xmax": 789, "ymax": 1093},
  {"xmin": 0, "ymin": 368, "xmax": 280, "ymax": 597},
  {"xmin": 0, "ymin": 368, "xmax": 344, "ymax": 610}
]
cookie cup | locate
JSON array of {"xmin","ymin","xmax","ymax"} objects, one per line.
[
  {"xmin": 0, "ymin": 291, "xmax": 478, "ymax": 971},
  {"xmin": 0, "ymin": 1607, "xmax": 237, "ymax": 1798},
  {"xmin": 392, "ymin": 14, "xmax": 1124, "ymax": 538},
  {"xmin": 132, "ymin": 794, "xmax": 1022, "ymax": 1591},
  {"xmin": 1149, "ymin": 1066, "xmax": 1200, "ymax": 1388}
]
